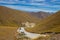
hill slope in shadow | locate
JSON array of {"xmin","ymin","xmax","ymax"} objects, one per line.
[{"xmin": 29, "ymin": 11, "xmax": 51, "ymax": 19}]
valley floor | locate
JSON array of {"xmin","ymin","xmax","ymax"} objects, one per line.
[
  {"xmin": 0, "ymin": 26, "xmax": 60, "ymax": 40},
  {"xmin": 0, "ymin": 26, "xmax": 18, "ymax": 40}
]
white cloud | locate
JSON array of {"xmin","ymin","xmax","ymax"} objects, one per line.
[
  {"xmin": 34, "ymin": 0, "xmax": 45, "ymax": 1},
  {"xmin": 3, "ymin": 5, "xmax": 54, "ymax": 12},
  {"xmin": 52, "ymin": 0, "xmax": 56, "ymax": 1},
  {"xmin": 28, "ymin": 3, "xmax": 46, "ymax": 6},
  {"xmin": 52, "ymin": 0, "xmax": 60, "ymax": 2},
  {"xmin": 0, "ymin": 0, "xmax": 46, "ymax": 5},
  {"xmin": 0, "ymin": 1, "xmax": 16, "ymax": 4},
  {"xmin": 0, "ymin": 0, "xmax": 28, "ymax": 4}
]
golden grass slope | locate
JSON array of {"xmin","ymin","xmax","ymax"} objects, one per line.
[
  {"xmin": 26, "ymin": 11, "xmax": 60, "ymax": 33},
  {"xmin": 0, "ymin": 6, "xmax": 40, "ymax": 27},
  {"xmin": 0, "ymin": 26, "xmax": 18, "ymax": 40}
]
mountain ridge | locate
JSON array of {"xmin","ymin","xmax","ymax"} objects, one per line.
[
  {"xmin": 0, "ymin": 6, "xmax": 40, "ymax": 26},
  {"xmin": 29, "ymin": 11, "xmax": 51, "ymax": 19}
]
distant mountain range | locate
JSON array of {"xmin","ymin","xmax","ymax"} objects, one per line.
[
  {"xmin": 26, "ymin": 11, "xmax": 60, "ymax": 33},
  {"xmin": 29, "ymin": 12, "xmax": 51, "ymax": 19}
]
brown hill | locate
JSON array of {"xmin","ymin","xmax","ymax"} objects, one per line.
[
  {"xmin": 29, "ymin": 11, "xmax": 51, "ymax": 19},
  {"xmin": 0, "ymin": 6, "xmax": 40, "ymax": 27},
  {"xmin": 26, "ymin": 11, "xmax": 60, "ymax": 33},
  {"xmin": 0, "ymin": 26, "xmax": 18, "ymax": 40}
]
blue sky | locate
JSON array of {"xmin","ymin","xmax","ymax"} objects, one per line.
[{"xmin": 0, "ymin": 0, "xmax": 60, "ymax": 12}]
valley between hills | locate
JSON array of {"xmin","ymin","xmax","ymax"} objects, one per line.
[{"xmin": 0, "ymin": 6, "xmax": 60, "ymax": 40}]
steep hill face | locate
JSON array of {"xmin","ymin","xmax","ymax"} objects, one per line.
[
  {"xmin": 26, "ymin": 11, "xmax": 60, "ymax": 33},
  {"xmin": 0, "ymin": 6, "xmax": 40, "ymax": 26},
  {"xmin": 29, "ymin": 11, "xmax": 51, "ymax": 19}
]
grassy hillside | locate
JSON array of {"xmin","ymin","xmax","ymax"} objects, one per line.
[
  {"xmin": 26, "ymin": 11, "xmax": 60, "ymax": 33},
  {"xmin": 0, "ymin": 6, "xmax": 40, "ymax": 27},
  {"xmin": 0, "ymin": 26, "xmax": 18, "ymax": 40}
]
